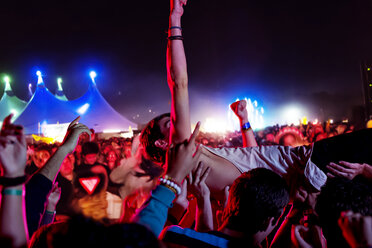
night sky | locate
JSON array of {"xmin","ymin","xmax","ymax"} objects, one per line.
[{"xmin": 1, "ymin": 0, "xmax": 372, "ymax": 128}]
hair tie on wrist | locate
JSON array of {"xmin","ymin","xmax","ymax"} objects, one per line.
[
  {"xmin": 169, "ymin": 26, "xmax": 182, "ymax": 30},
  {"xmin": 168, "ymin": 35, "xmax": 183, "ymax": 40},
  {"xmin": 0, "ymin": 175, "xmax": 27, "ymax": 187},
  {"xmin": 241, "ymin": 122, "xmax": 252, "ymax": 131}
]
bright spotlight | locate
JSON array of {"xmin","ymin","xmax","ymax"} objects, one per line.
[
  {"xmin": 36, "ymin": 70, "xmax": 43, "ymax": 85},
  {"xmin": 89, "ymin": 71, "xmax": 97, "ymax": 80},
  {"xmin": 57, "ymin": 78, "xmax": 63, "ymax": 90},
  {"xmin": 280, "ymin": 105, "xmax": 306, "ymax": 125},
  {"xmin": 4, "ymin": 75, "xmax": 10, "ymax": 84}
]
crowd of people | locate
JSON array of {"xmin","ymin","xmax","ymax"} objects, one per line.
[{"xmin": 1, "ymin": 0, "xmax": 372, "ymax": 247}]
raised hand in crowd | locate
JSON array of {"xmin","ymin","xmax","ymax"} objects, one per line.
[
  {"xmin": 326, "ymin": 161, "xmax": 372, "ymax": 181},
  {"xmin": 60, "ymin": 116, "xmax": 92, "ymax": 154},
  {"xmin": 188, "ymin": 162, "xmax": 212, "ymax": 232},
  {"xmin": 230, "ymin": 100, "xmax": 257, "ymax": 147},
  {"xmin": 0, "ymin": 114, "xmax": 27, "ymax": 178},
  {"xmin": 39, "ymin": 116, "xmax": 91, "ymax": 181},
  {"xmin": 134, "ymin": 122, "xmax": 201, "ymax": 237},
  {"xmin": 165, "ymin": 122, "xmax": 202, "ymax": 186},
  {"xmin": 338, "ymin": 210, "xmax": 372, "ymax": 248},
  {"xmin": 39, "ymin": 182, "xmax": 61, "ymax": 228},
  {"xmin": 25, "ymin": 116, "xmax": 91, "ymax": 238},
  {"xmin": 230, "ymin": 99, "xmax": 258, "ymax": 147},
  {"xmin": 0, "ymin": 114, "xmax": 28, "ymax": 248}
]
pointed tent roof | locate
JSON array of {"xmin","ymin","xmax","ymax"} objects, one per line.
[
  {"xmin": 55, "ymin": 78, "xmax": 68, "ymax": 101},
  {"xmin": 69, "ymin": 79, "xmax": 137, "ymax": 133},
  {"xmin": 0, "ymin": 79, "xmax": 27, "ymax": 121},
  {"xmin": 14, "ymin": 75, "xmax": 77, "ymax": 134}
]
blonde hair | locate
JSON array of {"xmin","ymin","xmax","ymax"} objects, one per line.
[{"xmin": 75, "ymin": 190, "xmax": 108, "ymax": 221}]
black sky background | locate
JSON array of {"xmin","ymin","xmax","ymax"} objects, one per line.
[{"xmin": 1, "ymin": 0, "xmax": 372, "ymax": 127}]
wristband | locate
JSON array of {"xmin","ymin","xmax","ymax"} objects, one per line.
[
  {"xmin": 2, "ymin": 188, "xmax": 24, "ymax": 196},
  {"xmin": 0, "ymin": 175, "xmax": 27, "ymax": 187},
  {"xmin": 241, "ymin": 122, "xmax": 252, "ymax": 131},
  {"xmin": 46, "ymin": 210, "xmax": 56, "ymax": 215}
]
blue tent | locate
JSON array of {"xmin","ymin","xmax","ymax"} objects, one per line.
[
  {"xmin": 68, "ymin": 80, "xmax": 137, "ymax": 133},
  {"xmin": 14, "ymin": 75, "xmax": 136, "ymax": 134},
  {"xmin": 0, "ymin": 80, "xmax": 27, "ymax": 122},
  {"xmin": 14, "ymin": 79, "xmax": 77, "ymax": 134}
]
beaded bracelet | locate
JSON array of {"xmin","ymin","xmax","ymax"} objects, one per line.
[
  {"xmin": 241, "ymin": 122, "xmax": 252, "ymax": 131},
  {"xmin": 159, "ymin": 177, "xmax": 181, "ymax": 195}
]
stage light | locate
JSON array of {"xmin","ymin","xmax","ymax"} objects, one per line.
[
  {"xmin": 203, "ymin": 117, "xmax": 228, "ymax": 133},
  {"xmin": 36, "ymin": 70, "xmax": 43, "ymax": 85},
  {"xmin": 3, "ymin": 75, "xmax": 10, "ymax": 84},
  {"xmin": 89, "ymin": 71, "xmax": 97, "ymax": 83},
  {"xmin": 280, "ymin": 105, "xmax": 304, "ymax": 125},
  {"xmin": 57, "ymin": 77, "xmax": 63, "ymax": 90},
  {"xmin": 77, "ymin": 103, "xmax": 90, "ymax": 115}
]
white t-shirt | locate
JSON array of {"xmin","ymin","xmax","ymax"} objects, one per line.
[{"xmin": 203, "ymin": 144, "xmax": 327, "ymax": 191}]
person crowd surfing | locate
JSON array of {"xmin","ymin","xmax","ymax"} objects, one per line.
[{"xmin": 0, "ymin": 0, "xmax": 372, "ymax": 247}]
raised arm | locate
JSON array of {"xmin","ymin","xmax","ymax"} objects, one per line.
[
  {"xmin": 25, "ymin": 117, "xmax": 90, "ymax": 236},
  {"xmin": 134, "ymin": 123, "xmax": 201, "ymax": 237},
  {"xmin": 0, "ymin": 115, "xmax": 28, "ymax": 248},
  {"xmin": 230, "ymin": 100, "xmax": 258, "ymax": 147},
  {"xmin": 167, "ymin": 0, "xmax": 191, "ymax": 144},
  {"xmin": 38, "ymin": 116, "xmax": 91, "ymax": 182}
]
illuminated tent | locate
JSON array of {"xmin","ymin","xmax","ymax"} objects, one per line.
[
  {"xmin": 14, "ymin": 74, "xmax": 77, "ymax": 134},
  {"xmin": 0, "ymin": 78, "xmax": 27, "ymax": 122},
  {"xmin": 69, "ymin": 74, "xmax": 137, "ymax": 133}
]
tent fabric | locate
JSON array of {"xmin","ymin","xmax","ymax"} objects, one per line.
[
  {"xmin": 55, "ymin": 89, "xmax": 68, "ymax": 101},
  {"xmin": 14, "ymin": 85, "xmax": 78, "ymax": 134},
  {"xmin": 14, "ymin": 81, "xmax": 137, "ymax": 134},
  {"xmin": 68, "ymin": 83, "xmax": 137, "ymax": 133},
  {"xmin": 0, "ymin": 88, "xmax": 27, "ymax": 122}
]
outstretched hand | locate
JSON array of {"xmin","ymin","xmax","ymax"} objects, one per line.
[
  {"xmin": 46, "ymin": 182, "xmax": 61, "ymax": 211},
  {"xmin": 61, "ymin": 116, "xmax": 91, "ymax": 154},
  {"xmin": 326, "ymin": 161, "xmax": 365, "ymax": 180},
  {"xmin": 166, "ymin": 122, "xmax": 202, "ymax": 185},
  {"xmin": 0, "ymin": 114, "xmax": 27, "ymax": 178},
  {"xmin": 188, "ymin": 162, "xmax": 211, "ymax": 202},
  {"xmin": 170, "ymin": 0, "xmax": 187, "ymax": 17},
  {"xmin": 230, "ymin": 100, "xmax": 248, "ymax": 123}
]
